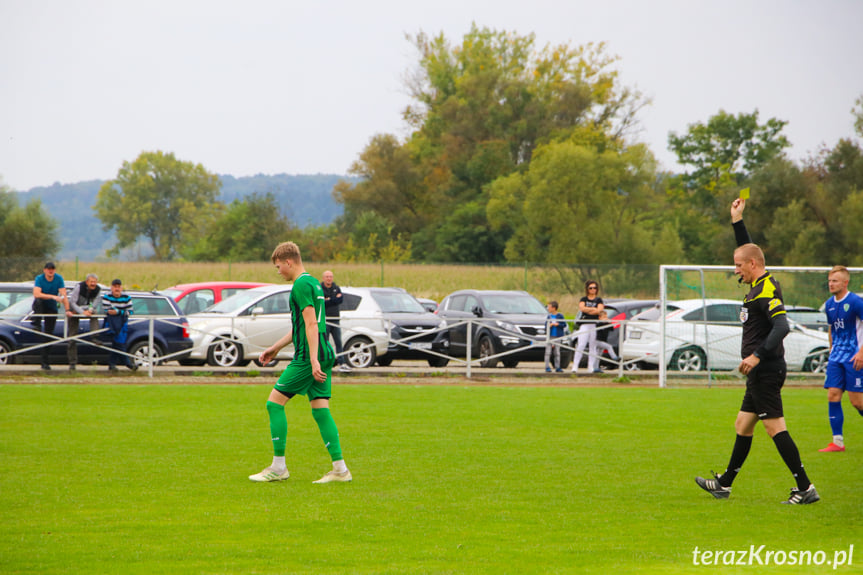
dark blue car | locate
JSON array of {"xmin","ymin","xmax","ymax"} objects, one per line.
[{"xmin": 0, "ymin": 291, "xmax": 192, "ymax": 368}]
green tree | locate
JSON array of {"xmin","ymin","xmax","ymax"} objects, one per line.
[
  {"xmin": 183, "ymin": 192, "xmax": 293, "ymax": 262},
  {"xmin": 853, "ymin": 93, "xmax": 863, "ymax": 138},
  {"xmin": 94, "ymin": 151, "xmax": 221, "ymax": 260},
  {"xmin": 666, "ymin": 109, "xmax": 791, "ymax": 263},
  {"xmin": 488, "ymin": 136, "xmax": 682, "ymax": 267},
  {"xmin": 668, "ymin": 109, "xmax": 790, "ymax": 189},
  {"xmin": 0, "ymin": 184, "xmax": 61, "ymax": 280},
  {"xmin": 337, "ymin": 25, "xmax": 647, "ymax": 261}
]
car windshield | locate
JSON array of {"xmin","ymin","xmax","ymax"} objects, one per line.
[
  {"xmin": 481, "ymin": 294, "xmax": 546, "ymax": 314},
  {"xmin": 371, "ymin": 292, "xmax": 426, "ymax": 313},
  {"xmin": 634, "ymin": 304, "xmax": 681, "ymax": 321},
  {"xmin": 0, "ymin": 297, "xmax": 34, "ymax": 318},
  {"xmin": 160, "ymin": 288, "xmax": 182, "ymax": 299},
  {"xmin": 208, "ymin": 289, "xmax": 271, "ymax": 313}
]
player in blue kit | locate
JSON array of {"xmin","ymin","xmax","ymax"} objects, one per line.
[{"xmin": 819, "ymin": 265, "xmax": 863, "ymax": 452}]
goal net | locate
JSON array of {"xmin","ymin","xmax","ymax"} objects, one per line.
[{"xmin": 623, "ymin": 265, "xmax": 861, "ymax": 387}]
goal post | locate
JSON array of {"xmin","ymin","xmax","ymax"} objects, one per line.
[{"xmin": 642, "ymin": 264, "xmax": 863, "ymax": 388}]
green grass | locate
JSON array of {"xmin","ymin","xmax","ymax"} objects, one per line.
[{"xmin": 1, "ymin": 384, "xmax": 861, "ymax": 574}]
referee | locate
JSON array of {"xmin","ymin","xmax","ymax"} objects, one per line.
[{"xmin": 695, "ymin": 197, "xmax": 819, "ymax": 505}]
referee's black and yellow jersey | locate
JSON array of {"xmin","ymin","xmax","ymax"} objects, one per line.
[
  {"xmin": 289, "ymin": 273, "xmax": 336, "ymax": 366},
  {"xmin": 741, "ymin": 272, "xmax": 786, "ymax": 361}
]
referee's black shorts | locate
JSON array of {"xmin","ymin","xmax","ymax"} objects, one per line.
[{"xmin": 740, "ymin": 360, "xmax": 787, "ymax": 419}]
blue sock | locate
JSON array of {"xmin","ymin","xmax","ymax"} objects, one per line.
[{"xmin": 828, "ymin": 401, "xmax": 844, "ymax": 437}]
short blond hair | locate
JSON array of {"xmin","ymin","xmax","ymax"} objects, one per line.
[
  {"xmin": 829, "ymin": 265, "xmax": 850, "ymax": 282},
  {"xmin": 271, "ymin": 241, "xmax": 301, "ymax": 264},
  {"xmin": 734, "ymin": 243, "xmax": 765, "ymax": 267}
]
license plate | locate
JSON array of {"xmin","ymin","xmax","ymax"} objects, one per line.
[
  {"xmin": 629, "ymin": 331, "xmax": 642, "ymax": 340},
  {"xmin": 409, "ymin": 342, "xmax": 433, "ymax": 350}
]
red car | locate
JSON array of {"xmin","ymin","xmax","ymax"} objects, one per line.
[{"xmin": 161, "ymin": 281, "xmax": 272, "ymax": 315}]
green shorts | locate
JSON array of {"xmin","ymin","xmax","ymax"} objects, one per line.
[{"xmin": 274, "ymin": 360, "xmax": 332, "ymax": 400}]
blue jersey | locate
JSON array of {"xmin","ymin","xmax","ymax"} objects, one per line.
[{"xmin": 825, "ymin": 292, "xmax": 863, "ymax": 363}]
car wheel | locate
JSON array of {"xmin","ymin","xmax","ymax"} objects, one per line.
[
  {"xmin": 478, "ymin": 335, "xmax": 498, "ymax": 368},
  {"xmin": 502, "ymin": 358, "xmax": 519, "ymax": 368},
  {"xmin": 345, "ymin": 336, "xmax": 376, "ymax": 369},
  {"xmin": 253, "ymin": 358, "xmax": 279, "ymax": 368},
  {"xmin": 624, "ymin": 360, "xmax": 642, "ymax": 372},
  {"xmin": 0, "ymin": 339, "xmax": 15, "ymax": 365},
  {"xmin": 207, "ymin": 338, "xmax": 244, "ymax": 367},
  {"xmin": 128, "ymin": 341, "xmax": 165, "ymax": 368},
  {"xmin": 427, "ymin": 356, "xmax": 449, "ymax": 368},
  {"xmin": 670, "ymin": 346, "xmax": 706, "ymax": 371},
  {"xmin": 376, "ymin": 356, "xmax": 393, "ymax": 367},
  {"xmin": 803, "ymin": 348, "xmax": 828, "ymax": 373}
]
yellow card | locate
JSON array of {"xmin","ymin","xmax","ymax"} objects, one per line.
[{"xmin": 739, "ymin": 187, "xmax": 750, "ymax": 200}]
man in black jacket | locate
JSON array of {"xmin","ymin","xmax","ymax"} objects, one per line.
[
  {"xmin": 321, "ymin": 270, "xmax": 351, "ymax": 372},
  {"xmin": 695, "ymin": 198, "xmax": 818, "ymax": 505},
  {"xmin": 65, "ymin": 273, "xmax": 101, "ymax": 371}
]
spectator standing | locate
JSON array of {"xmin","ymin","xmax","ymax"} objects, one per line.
[
  {"xmin": 571, "ymin": 281, "xmax": 604, "ymax": 374},
  {"xmin": 102, "ymin": 279, "xmax": 135, "ymax": 372},
  {"xmin": 545, "ymin": 301, "xmax": 565, "ymax": 372},
  {"xmin": 32, "ymin": 262, "xmax": 68, "ymax": 370},
  {"xmin": 66, "ymin": 273, "xmax": 101, "ymax": 371},
  {"xmin": 321, "ymin": 270, "xmax": 351, "ymax": 373}
]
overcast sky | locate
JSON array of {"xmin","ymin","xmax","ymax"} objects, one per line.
[{"xmin": 2, "ymin": 0, "xmax": 862, "ymax": 191}]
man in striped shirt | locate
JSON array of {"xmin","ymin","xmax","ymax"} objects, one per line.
[
  {"xmin": 250, "ymin": 241, "xmax": 351, "ymax": 484},
  {"xmin": 102, "ymin": 278, "xmax": 135, "ymax": 372}
]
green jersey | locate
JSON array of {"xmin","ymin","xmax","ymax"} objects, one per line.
[{"xmin": 290, "ymin": 273, "xmax": 336, "ymax": 366}]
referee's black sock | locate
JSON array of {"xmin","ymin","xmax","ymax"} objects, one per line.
[
  {"xmin": 719, "ymin": 434, "xmax": 752, "ymax": 488},
  {"xmin": 772, "ymin": 430, "xmax": 811, "ymax": 491}
]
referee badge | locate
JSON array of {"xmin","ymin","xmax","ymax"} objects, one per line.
[{"xmin": 739, "ymin": 307, "xmax": 748, "ymax": 323}]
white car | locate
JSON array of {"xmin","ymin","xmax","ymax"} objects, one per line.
[
  {"xmin": 620, "ymin": 298, "xmax": 829, "ymax": 372},
  {"xmin": 184, "ymin": 285, "xmax": 390, "ymax": 368}
]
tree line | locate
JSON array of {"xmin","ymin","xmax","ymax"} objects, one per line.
[{"xmin": 3, "ymin": 24, "xmax": 863, "ymax": 282}]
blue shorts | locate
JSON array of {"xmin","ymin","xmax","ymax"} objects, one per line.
[{"xmin": 824, "ymin": 360, "xmax": 863, "ymax": 393}]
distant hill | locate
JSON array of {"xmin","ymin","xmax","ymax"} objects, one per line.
[{"xmin": 18, "ymin": 174, "xmax": 353, "ymax": 261}]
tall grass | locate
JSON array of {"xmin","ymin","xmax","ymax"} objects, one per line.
[{"xmin": 54, "ymin": 261, "xmax": 608, "ymax": 314}]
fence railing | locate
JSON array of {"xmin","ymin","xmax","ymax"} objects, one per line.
[{"xmin": 1, "ymin": 313, "xmax": 830, "ymax": 383}]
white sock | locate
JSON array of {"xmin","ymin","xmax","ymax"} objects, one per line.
[
  {"xmin": 333, "ymin": 459, "xmax": 348, "ymax": 473},
  {"xmin": 833, "ymin": 435, "xmax": 844, "ymax": 448},
  {"xmin": 272, "ymin": 456, "xmax": 286, "ymax": 471}
]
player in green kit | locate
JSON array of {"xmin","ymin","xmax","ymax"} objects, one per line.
[{"xmin": 249, "ymin": 241, "xmax": 352, "ymax": 484}]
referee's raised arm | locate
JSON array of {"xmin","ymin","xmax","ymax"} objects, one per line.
[{"xmin": 731, "ymin": 198, "xmax": 752, "ymax": 247}]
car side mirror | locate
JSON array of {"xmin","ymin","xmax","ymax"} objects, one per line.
[
  {"xmin": 471, "ymin": 305, "xmax": 483, "ymax": 318},
  {"xmin": 251, "ymin": 307, "xmax": 264, "ymax": 316}
]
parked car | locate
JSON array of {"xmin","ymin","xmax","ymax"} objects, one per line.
[
  {"xmin": 341, "ymin": 288, "xmax": 448, "ymax": 368},
  {"xmin": 161, "ymin": 281, "xmax": 272, "ymax": 315},
  {"xmin": 416, "ymin": 297, "xmax": 439, "ymax": 313},
  {"xmin": 436, "ymin": 289, "xmax": 573, "ymax": 368},
  {"xmin": 785, "ymin": 306, "xmax": 828, "ymax": 332},
  {"xmin": 0, "ymin": 291, "xmax": 193, "ymax": 367},
  {"xmin": 183, "ymin": 285, "xmax": 393, "ymax": 368},
  {"xmin": 0, "ymin": 282, "xmax": 36, "ymax": 312},
  {"xmin": 620, "ymin": 298, "xmax": 829, "ymax": 372}
]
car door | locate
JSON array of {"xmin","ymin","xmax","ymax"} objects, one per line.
[
  {"xmin": 688, "ymin": 304, "xmax": 742, "ymax": 369},
  {"xmin": 243, "ymin": 290, "xmax": 293, "ymax": 359},
  {"xmin": 440, "ymin": 295, "xmax": 475, "ymax": 356}
]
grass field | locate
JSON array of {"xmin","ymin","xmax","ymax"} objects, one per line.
[{"xmin": 1, "ymin": 383, "xmax": 861, "ymax": 574}]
